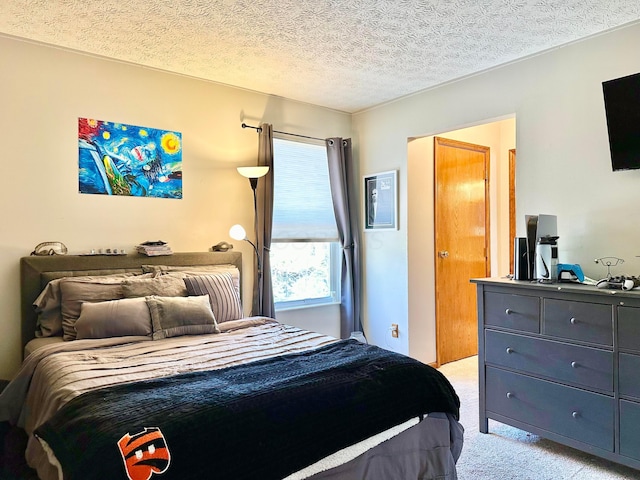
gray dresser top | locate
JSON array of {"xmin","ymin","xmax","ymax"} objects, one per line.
[{"xmin": 471, "ymin": 277, "xmax": 640, "ymax": 301}]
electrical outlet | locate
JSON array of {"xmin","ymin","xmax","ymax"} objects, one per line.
[{"xmin": 391, "ymin": 324, "xmax": 399, "ymax": 338}]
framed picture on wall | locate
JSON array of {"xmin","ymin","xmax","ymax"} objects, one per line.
[
  {"xmin": 363, "ymin": 170, "xmax": 397, "ymax": 230},
  {"xmin": 78, "ymin": 117, "xmax": 183, "ymax": 199}
]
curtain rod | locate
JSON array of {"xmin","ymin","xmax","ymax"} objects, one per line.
[{"xmin": 241, "ymin": 123, "xmax": 324, "ymax": 142}]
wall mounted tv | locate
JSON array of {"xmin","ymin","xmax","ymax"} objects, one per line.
[{"xmin": 602, "ymin": 71, "xmax": 640, "ymax": 171}]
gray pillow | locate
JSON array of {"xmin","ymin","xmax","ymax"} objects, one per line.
[
  {"xmin": 147, "ymin": 295, "xmax": 219, "ymax": 340},
  {"xmin": 34, "ymin": 273, "xmax": 141, "ymax": 338},
  {"xmin": 141, "ymin": 264, "xmax": 241, "ymax": 297},
  {"xmin": 122, "ymin": 273, "xmax": 188, "ymax": 298},
  {"xmin": 75, "ymin": 297, "xmax": 152, "ymax": 339},
  {"xmin": 59, "ymin": 277, "xmax": 130, "ymax": 341},
  {"xmin": 33, "ymin": 278, "xmax": 65, "ymax": 338},
  {"xmin": 183, "ymin": 272, "xmax": 243, "ymax": 323}
]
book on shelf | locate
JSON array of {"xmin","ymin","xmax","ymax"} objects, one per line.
[{"xmin": 136, "ymin": 244, "xmax": 173, "ymax": 256}]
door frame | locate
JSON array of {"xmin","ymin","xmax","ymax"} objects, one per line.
[
  {"xmin": 434, "ymin": 136, "xmax": 491, "ymax": 366},
  {"xmin": 509, "ymin": 149, "xmax": 516, "ymax": 274}
]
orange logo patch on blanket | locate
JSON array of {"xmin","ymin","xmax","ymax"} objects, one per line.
[{"xmin": 117, "ymin": 427, "xmax": 171, "ymax": 480}]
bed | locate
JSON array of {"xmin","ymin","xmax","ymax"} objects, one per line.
[{"xmin": 1, "ymin": 252, "xmax": 463, "ymax": 480}]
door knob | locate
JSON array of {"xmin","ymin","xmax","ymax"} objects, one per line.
[{"xmin": 438, "ymin": 250, "xmax": 449, "ymax": 258}]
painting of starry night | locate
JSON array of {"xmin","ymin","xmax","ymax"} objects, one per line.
[{"xmin": 78, "ymin": 118, "xmax": 182, "ymax": 199}]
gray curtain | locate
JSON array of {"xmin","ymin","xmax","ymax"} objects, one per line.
[
  {"xmin": 256, "ymin": 123, "xmax": 275, "ymax": 318},
  {"xmin": 326, "ymin": 138, "xmax": 362, "ymax": 338}
]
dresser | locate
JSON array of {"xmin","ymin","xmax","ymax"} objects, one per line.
[{"xmin": 472, "ymin": 277, "xmax": 640, "ymax": 470}]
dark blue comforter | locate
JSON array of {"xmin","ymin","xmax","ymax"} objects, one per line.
[{"xmin": 35, "ymin": 339, "xmax": 459, "ymax": 480}]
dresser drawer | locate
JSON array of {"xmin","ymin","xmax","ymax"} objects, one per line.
[
  {"xmin": 618, "ymin": 307, "xmax": 640, "ymax": 352},
  {"xmin": 619, "ymin": 353, "xmax": 640, "ymax": 399},
  {"xmin": 620, "ymin": 400, "xmax": 640, "ymax": 461},
  {"xmin": 486, "ymin": 367, "xmax": 614, "ymax": 451},
  {"xmin": 484, "ymin": 292, "xmax": 539, "ymax": 333},
  {"xmin": 485, "ymin": 330, "xmax": 613, "ymax": 392},
  {"xmin": 543, "ymin": 299, "xmax": 612, "ymax": 346}
]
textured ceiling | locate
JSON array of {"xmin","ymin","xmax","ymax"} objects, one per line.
[{"xmin": 1, "ymin": 1, "xmax": 639, "ymax": 113}]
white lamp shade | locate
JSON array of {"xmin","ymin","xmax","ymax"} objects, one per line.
[
  {"xmin": 237, "ymin": 166, "xmax": 269, "ymax": 179},
  {"xmin": 229, "ymin": 224, "xmax": 247, "ymax": 241}
]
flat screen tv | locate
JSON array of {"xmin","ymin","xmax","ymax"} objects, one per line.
[{"xmin": 602, "ymin": 71, "xmax": 640, "ymax": 171}]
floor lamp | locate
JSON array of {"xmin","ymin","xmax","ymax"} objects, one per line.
[{"xmin": 233, "ymin": 166, "xmax": 269, "ymax": 315}]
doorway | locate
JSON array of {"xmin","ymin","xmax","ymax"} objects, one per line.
[
  {"xmin": 406, "ymin": 117, "xmax": 515, "ymax": 366},
  {"xmin": 434, "ymin": 137, "xmax": 491, "ymax": 365}
]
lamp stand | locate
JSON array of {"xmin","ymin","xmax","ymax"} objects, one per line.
[
  {"xmin": 249, "ymin": 179, "xmax": 263, "ymax": 316},
  {"xmin": 237, "ymin": 166, "xmax": 269, "ymax": 317}
]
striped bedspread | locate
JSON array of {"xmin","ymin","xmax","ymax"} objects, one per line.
[
  {"xmin": 34, "ymin": 338, "xmax": 459, "ymax": 480},
  {"xmin": 1, "ymin": 318, "xmax": 337, "ymax": 479},
  {"xmin": 1, "ymin": 318, "xmax": 461, "ymax": 480}
]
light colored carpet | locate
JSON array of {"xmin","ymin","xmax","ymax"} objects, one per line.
[{"xmin": 437, "ymin": 356, "xmax": 640, "ymax": 480}]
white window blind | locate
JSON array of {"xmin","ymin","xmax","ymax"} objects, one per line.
[{"xmin": 272, "ymin": 138, "xmax": 338, "ymax": 241}]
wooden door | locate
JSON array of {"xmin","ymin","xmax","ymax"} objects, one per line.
[{"xmin": 434, "ymin": 137, "xmax": 490, "ymax": 365}]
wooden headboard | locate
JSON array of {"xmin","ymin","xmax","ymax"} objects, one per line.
[{"xmin": 20, "ymin": 252, "xmax": 242, "ymax": 351}]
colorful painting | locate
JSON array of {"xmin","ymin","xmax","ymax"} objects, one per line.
[{"xmin": 78, "ymin": 118, "xmax": 182, "ymax": 199}]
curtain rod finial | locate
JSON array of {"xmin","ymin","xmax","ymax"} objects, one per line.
[{"xmin": 241, "ymin": 122, "xmax": 262, "ymax": 133}]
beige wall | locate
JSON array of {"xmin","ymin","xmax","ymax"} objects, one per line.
[
  {"xmin": 354, "ymin": 22, "xmax": 640, "ymax": 363},
  {"xmin": 0, "ymin": 35, "xmax": 350, "ymax": 379}
]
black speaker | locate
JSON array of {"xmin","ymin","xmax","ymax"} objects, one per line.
[
  {"xmin": 513, "ymin": 237, "xmax": 529, "ymax": 280},
  {"xmin": 526, "ymin": 215, "xmax": 538, "ymax": 280}
]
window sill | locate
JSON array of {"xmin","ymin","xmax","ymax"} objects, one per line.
[{"xmin": 275, "ymin": 300, "xmax": 340, "ymax": 313}]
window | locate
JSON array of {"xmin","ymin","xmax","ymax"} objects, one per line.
[{"xmin": 271, "ymin": 137, "xmax": 340, "ymax": 309}]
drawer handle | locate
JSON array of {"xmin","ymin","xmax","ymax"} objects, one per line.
[
  {"xmin": 570, "ymin": 317, "xmax": 577, "ymax": 325},
  {"xmin": 572, "ymin": 411, "xmax": 580, "ymax": 418},
  {"xmin": 571, "ymin": 361, "xmax": 578, "ymax": 368},
  {"xmin": 506, "ymin": 347, "xmax": 514, "ymax": 354},
  {"xmin": 505, "ymin": 308, "xmax": 512, "ymax": 315},
  {"xmin": 506, "ymin": 392, "xmax": 514, "ymax": 399}
]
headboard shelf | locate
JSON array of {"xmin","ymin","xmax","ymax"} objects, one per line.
[{"xmin": 20, "ymin": 252, "xmax": 242, "ymax": 351}]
